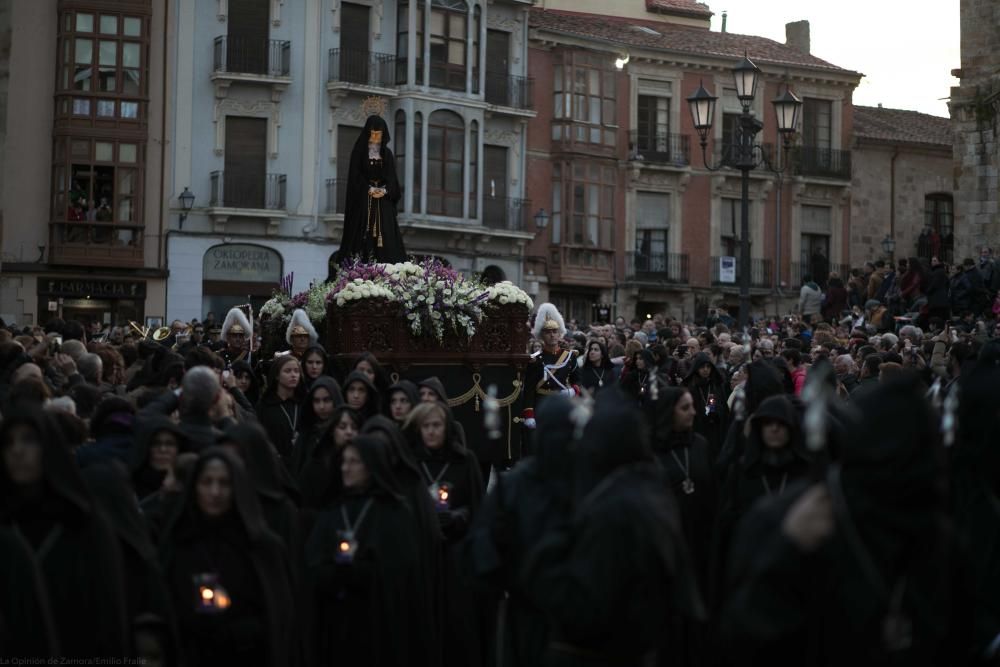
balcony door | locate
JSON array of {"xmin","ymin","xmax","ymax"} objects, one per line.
[
  {"xmin": 484, "ymin": 145, "xmax": 508, "ymax": 227},
  {"xmin": 227, "ymin": 0, "xmax": 269, "ymax": 74},
  {"xmin": 225, "ymin": 117, "xmax": 266, "ymax": 209},
  {"xmin": 340, "ymin": 3, "xmax": 370, "ymax": 84},
  {"xmin": 486, "ymin": 30, "xmax": 510, "ymax": 105},
  {"xmin": 336, "ymin": 125, "xmax": 360, "ymax": 214}
]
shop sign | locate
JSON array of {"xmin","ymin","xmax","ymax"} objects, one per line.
[
  {"xmin": 203, "ymin": 244, "xmax": 282, "ymax": 283},
  {"xmin": 41, "ymin": 278, "xmax": 146, "ymax": 299}
]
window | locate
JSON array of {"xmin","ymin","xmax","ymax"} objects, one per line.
[
  {"xmin": 551, "ymin": 160, "xmax": 616, "ymax": 248},
  {"xmin": 58, "ymin": 9, "xmax": 145, "ymax": 122},
  {"xmin": 52, "ymin": 136, "xmax": 143, "ymax": 244},
  {"xmin": 801, "ymin": 204, "xmax": 832, "ymax": 287},
  {"xmin": 429, "ymin": 0, "xmax": 468, "ymax": 91},
  {"xmin": 552, "ymin": 51, "xmax": 617, "ymax": 148},
  {"xmin": 427, "ymin": 110, "xmax": 464, "ymax": 217},
  {"xmin": 413, "ymin": 112, "xmax": 423, "ymax": 213},
  {"xmin": 635, "ymin": 192, "xmax": 669, "ymax": 258},
  {"xmin": 802, "ymin": 98, "xmax": 832, "ymax": 149},
  {"xmin": 720, "ymin": 197, "xmax": 739, "ymax": 257},
  {"xmin": 396, "ymin": 0, "xmax": 424, "ymax": 85},
  {"xmin": 923, "ymin": 193, "xmax": 954, "ymax": 263},
  {"xmin": 635, "ymin": 94, "xmax": 670, "ymax": 154}
]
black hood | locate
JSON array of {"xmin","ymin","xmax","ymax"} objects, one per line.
[
  {"xmin": 219, "ymin": 422, "xmax": 293, "ymax": 501},
  {"xmin": 532, "ymin": 394, "xmax": 577, "ymax": 478},
  {"xmin": 80, "ymin": 461, "xmax": 158, "ymax": 563},
  {"xmin": 0, "ymin": 408, "xmax": 92, "ymax": 518},
  {"xmin": 300, "ymin": 376, "xmax": 344, "ymax": 432},
  {"xmin": 956, "ymin": 366, "xmax": 1000, "ymax": 493},
  {"xmin": 384, "ymin": 380, "xmax": 420, "ymax": 415},
  {"xmin": 646, "ymin": 386, "xmax": 688, "ymax": 449},
  {"xmin": 343, "ymin": 370, "xmax": 381, "ymax": 419},
  {"xmin": 362, "ymin": 415, "xmax": 421, "ymax": 476},
  {"xmin": 417, "ymin": 376, "xmax": 449, "ymax": 402},
  {"xmin": 131, "ymin": 414, "xmax": 190, "ymax": 472},
  {"xmin": 351, "ymin": 433, "xmax": 406, "ymax": 499},
  {"xmin": 743, "ymin": 360, "xmax": 786, "ymax": 415},
  {"xmin": 744, "ymin": 394, "xmax": 808, "ymax": 468},
  {"xmin": 683, "ymin": 352, "xmax": 723, "ymax": 385},
  {"xmin": 576, "ymin": 387, "xmax": 653, "ymax": 498}
]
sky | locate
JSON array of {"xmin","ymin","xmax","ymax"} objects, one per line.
[{"xmin": 707, "ymin": 1, "xmax": 960, "ymax": 118}]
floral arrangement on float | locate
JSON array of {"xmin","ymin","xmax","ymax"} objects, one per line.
[{"xmin": 259, "ymin": 258, "xmax": 533, "ymax": 343}]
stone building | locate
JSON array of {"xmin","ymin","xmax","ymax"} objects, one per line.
[
  {"xmin": 950, "ymin": 0, "xmax": 1000, "ymax": 261},
  {"xmin": 0, "ymin": 0, "xmax": 170, "ymax": 327},
  {"xmin": 166, "ymin": 0, "xmax": 535, "ymax": 321},
  {"xmin": 525, "ymin": 0, "xmax": 862, "ymax": 324},
  {"xmin": 851, "ymin": 105, "xmax": 954, "ymax": 267}
]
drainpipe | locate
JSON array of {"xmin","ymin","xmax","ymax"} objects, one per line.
[{"xmin": 157, "ymin": 0, "xmax": 170, "ymax": 283}]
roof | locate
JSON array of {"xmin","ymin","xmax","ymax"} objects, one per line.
[
  {"xmin": 853, "ymin": 105, "xmax": 952, "ymax": 148},
  {"xmin": 645, "ymin": 0, "xmax": 713, "ymax": 19},
  {"xmin": 530, "ymin": 9, "xmax": 861, "ymax": 76}
]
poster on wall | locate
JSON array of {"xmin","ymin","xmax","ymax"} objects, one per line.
[{"xmin": 719, "ymin": 256, "xmax": 736, "ymax": 284}]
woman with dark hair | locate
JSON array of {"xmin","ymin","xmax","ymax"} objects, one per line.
[
  {"xmin": 257, "ymin": 355, "xmax": 305, "ymax": 470},
  {"xmin": 333, "ymin": 114, "xmax": 406, "ymax": 264},
  {"xmin": 385, "ymin": 379, "xmax": 420, "ymax": 424},
  {"xmin": 298, "ymin": 405, "xmax": 362, "ymax": 510},
  {"xmin": 231, "ymin": 360, "xmax": 261, "ymax": 406},
  {"xmin": 352, "ymin": 351, "xmax": 392, "ymax": 398},
  {"xmin": 219, "ymin": 422, "xmax": 301, "ymax": 556},
  {"xmin": 579, "ymin": 340, "xmax": 619, "ymax": 393},
  {"xmin": 684, "ymin": 352, "xmax": 730, "ymax": 464},
  {"xmin": 621, "ymin": 348, "xmax": 657, "ymax": 404},
  {"xmin": 404, "ymin": 401, "xmax": 486, "ymax": 667},
  {"xmin": 342, "ymin": 369, "xmax": 381, "ymax": 424},
  {"xmin": 160, "ymin": 448, "xmax": 294, "ymax": 667},
  {"xmin": 301, "ymin": 346, "xmax": 331, "ymax": 388},
  {"xmin": 80, "ymin": 462, "xmax": 177, "ymax": 662},
  {"xmin": 0, "ymin": 409, "xmax": 129, "ymax": 657},
  {"xmin": 305, "ymin": 434, "xmax": 430, "ymax": 666},
  {"xmin": 131, "ymin": 414, "xmax": 189, "ymax": 502},
  {"xmin": 822, "ymin": 272, "xmax": 849, "ymax": 323},
  {"xmin": 293, "ymin": 376, "xmax": 344, "ymax": 476}
]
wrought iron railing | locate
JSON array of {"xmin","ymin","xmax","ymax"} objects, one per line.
[
  {"xmin": 791, "ymin": 146, "xmax": 852, "ymax": 180},
  {"xmin": 628, "ymin": 131, "xmax": 690, "ymax": 166},
  {"xmin": 210, "ymin": 171, "xmax": 287, "ymax": 210},
  {"xmin": 482, "ymin": 197, "xmax": 530, "ymax": 231},
  {"xmin": 625, "ymin": 252, "xmax": 690, "ymax": 283},
  {"xmin": 213, "ymin": 36, "xmax": 291, "ymax": 77},
  {"xmin": 711, "ymin": 256, "xmax": 773, "ymax": 288},
  {"xmin": 328, "ymin": 47, "xmax": 398, "ymax": 88},
  {"xmin": 485, "ymin": 73, "xmax": 533, "ymax": 110}
]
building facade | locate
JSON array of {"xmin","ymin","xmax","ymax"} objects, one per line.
[
  {"xmin": 525, "ymin": 0, "xmax": 862, "ymax": 324},
  {"xmin": 851, "ymin": 105, "xmax": 954, "ymax": 268},
  {"xmin": 0, "ymin": 0, "xmax": 169, "ymax": 327},
  {"xmin": 166, "ymin": 0, "xmax": 536, "ymax": 321},
  {"xmin": 950, "ymin": 0, "xmax": 1000, "ymax": 261}
]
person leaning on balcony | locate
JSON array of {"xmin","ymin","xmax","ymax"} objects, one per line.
[{"xmin": 798, "ymin": 275, "xmax": 823, "ymax": 324}]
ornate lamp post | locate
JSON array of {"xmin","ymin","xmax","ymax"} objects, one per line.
[{"xmin": 687, "ymin": 54, "xmax": 802, "ymax": 329}]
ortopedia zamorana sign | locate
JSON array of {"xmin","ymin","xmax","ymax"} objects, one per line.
[{"xmin": 202, "ymin": 244, "xmax": 282, "ymax": 283}]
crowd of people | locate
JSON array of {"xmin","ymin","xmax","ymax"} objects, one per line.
[{"xmin": 1, "ymin": 263, "xmax": 999, "ymax": 665}]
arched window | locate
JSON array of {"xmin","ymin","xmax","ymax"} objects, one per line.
[
  {"xmin": 429, "ymin": 0, "xmax": 467, "ymax": 91},
  {"xmin": 427, "ymin": 110, "xmax": 463, "ymax": 217}
]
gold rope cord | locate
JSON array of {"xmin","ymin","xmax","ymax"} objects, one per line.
[
  {"xmin": 367, "ymin": 190, "xmax": 384, "ymax": 248},
  {"xmin": 387, "ymin": 371, "xmax": 523, "ymax": 412}
]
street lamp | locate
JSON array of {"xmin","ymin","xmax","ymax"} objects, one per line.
[
  {"xmin": 687, "ymin": 54, "xmax": 801, "ymax": 329},
  {"xmin": 178, "ymin": 187, "xmax": 195, "ymax": 228},
  {"xmin": 534, "ymin": 208, "xmax": 550, "ymax": 232},
  {"xmin": 881, "ymin": 234, "xmax": 896, "ymax": 261}
]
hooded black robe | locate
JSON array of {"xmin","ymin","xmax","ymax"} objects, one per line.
[
  {"xmin": 333, "ymin": 115, "xmax": 406, "ymax": 264},
  {"xmin": 305, "ymin": 433, "xmax": 429, "ymax": 666},
  {"xmin": 344, "ymin": 369, "xmax": 382, "ymax": 424},
  {"xmin": 130, "ymin": 414, "xmax": 190, "ymax": 502},
  {"xmin": 0, "ymin": 525, "xmax": 57, "ymax": 658},
  {"xmin": 683, "ymin": 352, "xmax": 730, "ymax": 464},
  {"xmin": 721, "ymin": 375, "xmax": 971, "ymax": 665},
  {"xmin": 160, "ymin": 448, "xmax": 295, "ymax": 667},
  {"xmin": 0, "ymin": 409, "xmax": 130, "ymax": 658},
  {"xmin": 297, "ymin": 405, "xmax": 361, "ymax": 510},
  {"xmin": 522, "ymin": 389, "xmax": 704, "ymax": 667},
  {"xmin": 293, "ymin": 376, "xmax": 344, "ymax": 477},
  {"xmin": 384, "ymin": 379, "xmax": 420, "ymax": 422}
]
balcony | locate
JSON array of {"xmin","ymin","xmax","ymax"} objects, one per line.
[
  {"xmin": 628, "ymin": 132, "xmax": 689, "ymax": 167},
  {"xmin": 789, "ymin": 262, "xmax": 852, "ymax": 290},
  {"xmin": 711, "ymin": 256, "xmax": 773, "ymax": 289},
  {"xmin": 625, "ymin": 252, "xmax": 690, "ymax": 284},
  {"xmin": 791, "ymin": 146, "xmax": 852, "ymax": 180},
  {"xmin": 718, "ymin": 141, "xmax": 776, "ymax": 168},
  {"xmin": 208, "ymin": 171, "xmax": 287, "ymax": 234},
  {"xmin": 212, "ymin": 36, "xmax": 291, "ymax": 96},
  {"xmin": 327, "ymin": 48, "xmax": 398, "ymax": 91},
  {"xmin": 547, "ymin": 245, "xmax": 615, "ymax": 287},
  {"xmin": 485, "ymin": 73, "xmax": 534, "ymax": 114},
  {"xmin": 49, "ymin": 222, "xmax": 144, "ymax": 268},
  {"xmin": 482, "ymin": 196, "xmax": 530, "ymax": 232}
]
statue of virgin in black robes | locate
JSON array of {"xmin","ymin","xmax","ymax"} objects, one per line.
[{"xmin": 334, "ymin": 114, "xmax": 407, "ymax": 265}]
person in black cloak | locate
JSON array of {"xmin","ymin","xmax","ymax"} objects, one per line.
[
  {"xmin": 578, "ymin": 340, "xmax": 620, "ymax": 394},
  {"xmin": 297, "ymin": 405, "xmax": 361, "ymax": 510},
  {"xmin": 721, "ymin": 373, "xmax": 971, "ymax": 666},
  {"xmin": 75, "ymin": 395, "xmax": 136, "ymax": 468},
  {"xmin": 522, "ymin": 388, "xmax": 704, "ymax": 667},
  {"xmin": 293, "ymin": 376, "xmax": 344, "ymax": 477},
  {"xmin": 79, "ymin": 462, "xmax": 178, "ymax": 662},
  {"xmin": 404, "ymin": 400, "xmax": 487, "ymax": 667},
  {"xmin": 231, "ymin": 359, "xmax": 261, "ymax": 406},
  {"xmin": 160, "ymin": 447, "xmax": 294, "ymax": 667},
  {"xmin": 304, "ymin": 433, "xmax": 428, "ymax": 666},
  {"xmin": 385, "ymin": 379, "xmax": 420, "ymax": 424},
  {"xmin": 621, "ymin": 348, "xmax": 657, "ymax": 405},
  {"xmin": 333, "ymin": 114, "xmax": 407, "ymax": 264},
  {"xmin": 465, "ymin": 394, "xmax": 578, "ymax": 667},
  {"xmin": 951, "ymin": 365, "xmax": 1000, "ymax": 661},
  {"xmin": 0, "ymin": 525, "xmax": 57, "ymax": 658},
  {"xmin": 131, "ymin": 414, "xmax": 189, "ymax": 502},
  {"xmin": 301, "ymin": 345, "xmax": 332, "ymax": 388},
  {"xmin": 219, "ymin": 422, "xmax": 301, "ymax": 559},
  {"xmin": 343, "ymin": 369, "xmax": 382, "ymax": 424},
  {"xmin": 352, "ymin": 351, "xmax": 392, "ymax": 396},
  {"xmin": 716, "ymin": 359, "xmax": 786, "ymax": 480},
  {"xmin": 683, "ymin": 351, "xmax": 730, "ymax": 465},
  {"xmin": 644, "ymin": 385, "xmax": 717, "ymax": 666},
  {"xmin": 256, "ymin": 355, "xmax": 306, "ymax": 470},
  {"xmin": 0, "ymin": 408, "xmax": 130, "ymax": 658}
]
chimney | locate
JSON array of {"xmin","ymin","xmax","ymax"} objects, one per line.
[
  {"xmin": 721, "ymin": 11, "xmax": 727, "ymax": 33},
  {"xmin": 785, "ymin": 20, "xmax": 810, "ymax": 55}
]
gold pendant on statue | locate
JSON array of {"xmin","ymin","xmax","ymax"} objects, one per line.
[{"xmin": 682, "ymin": 478, "xmax": 695, "ymax": 495}]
